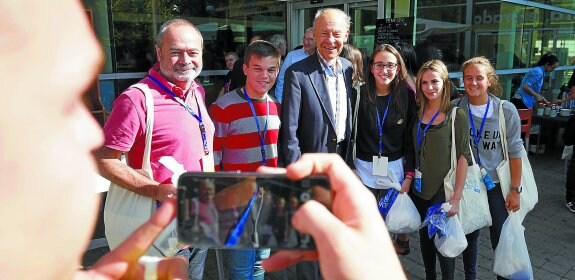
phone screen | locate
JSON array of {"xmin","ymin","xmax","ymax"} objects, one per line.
[{"xmin": 177, "ymin": 172, "xmax": 331, "ymax": 249}]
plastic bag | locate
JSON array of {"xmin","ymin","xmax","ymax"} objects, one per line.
[
  {"xmin": 386, "ymin": 193, "xmax": 421, "ymax": 233},
  {"xmin": 493, "ymin": 213, "xmax": 534, "ymax": 280},
  {"xmin": 434, "ymin": 214, "xmax": 468, "ymax": 258}
]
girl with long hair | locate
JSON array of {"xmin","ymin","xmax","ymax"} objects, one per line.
[
  {"xmin": 351, "ymin": 44, "xmax": 416, "ymax": 255},
  {"xmin": 413, "ymin": 60, "xmax": 471, "ymax": 280},
  {"xmin": 456, "ymin": 57, "xmax": 524, "ymax": 279}
]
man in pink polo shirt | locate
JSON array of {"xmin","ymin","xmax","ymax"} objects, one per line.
[{"xmin": 95, "ymin": 18, "xmax": 214, "ymax": 279}]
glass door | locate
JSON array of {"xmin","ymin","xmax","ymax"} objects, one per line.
[
  {"xmin": 349, "ymin": 3, "xmax": 378, "ymax": 57},
  {"xmin": 288, "ymin": 1, "xmax": 378, "ymax": 51}
]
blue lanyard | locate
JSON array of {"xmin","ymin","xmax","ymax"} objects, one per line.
[
  {"xmin": 468, "ymin": 97, "xmax": 490, "ymax": 166},
  {"xmin": 149, "ymin": 76, "xmax": 209, "ymax": 155},
  {"xmin": 225, "ymin": 188, "xmax": 259, "ymax": 246},
  {"xmin": 416, "ymin": 110, "xmax": 440, "ymax": 167},
  {"xmin": 376, "ymin": 96, "xmax": 392, "ymax": 157},
  {"xmin": 242, "ymin": 87, "xmax": 269, "ymax": 166}
]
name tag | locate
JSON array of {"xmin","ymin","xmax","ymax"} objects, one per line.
[
  {"xmin": 202, "ymin": 153, "xmax": 215, "ymax": 172},
  {"xmin": 414, "ymin": 169, "xmax": 423, "ymax": 192},
  {"xmin": 372, "ymin": 156, "xmax": 388, "ymax": 176}
]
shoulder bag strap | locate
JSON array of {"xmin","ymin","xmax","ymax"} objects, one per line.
[
  {"xmin": 130, "ymin": 83, "xmax": 155, "ymax": 180},
  {"xmin": 498, "ymin": 100, "xmax": 510, "ymax": 162},
  {"xmin": 449, "ymin": 107, "xmax": 458, "ymax": 170},
  {"xmin": 350, "ymin": 85, "xmax": 361, "ymax": 161}
]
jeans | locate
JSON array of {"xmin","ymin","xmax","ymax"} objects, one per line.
[
  {"xmin": 175, "ymin": 247, "xmax": 207, "ymax": 280},
  {"xmin": 487, "ymin": 183, "xmax": 509, "ymax": 280},
  {"xmin": 228, "ymin": 249, "xmax": 270, "ymax": 280},
  {"xmin": 462, "ymin": 230, "xmax": 480, "ymax": 280},
  {"xmin": 228, "ymin": 249, "xmax": 255, "ymax": 280},
  {"xmin": 411, "ymin": 191, "xmax": 455, "ymax": 280},
  {"xmin": 566, "ymin": 153, "xmax": 575, "ymax": 202}
]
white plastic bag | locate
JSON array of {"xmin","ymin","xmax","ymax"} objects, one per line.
[
  {"xmin": 386, "ymin": 193, "xmax": 421, "ymax": 234},
  {"xmin": 493, "ymin": 213, "xmax": 534, "ymax": 280},
  {"xmin": 434, "ymin": 214, "xmax": 468, "ymax": 258}
]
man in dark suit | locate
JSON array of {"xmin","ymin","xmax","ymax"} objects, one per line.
[
  {"xmin": 280, "ymin": 8, "xmax": 353, "ymax": 167},
  {"xmin": 278, "ymin": 8, "xmax": 353, "ymax": 280}
]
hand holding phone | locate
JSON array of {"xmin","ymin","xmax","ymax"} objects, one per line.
[{"xmin": 260, "ymin": 154, "xmax": 406, "ymax": 280}]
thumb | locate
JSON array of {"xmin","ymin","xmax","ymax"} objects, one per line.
[{"xmin": 291, "ymin": 200, "xmax": 347, "ymax": 248}]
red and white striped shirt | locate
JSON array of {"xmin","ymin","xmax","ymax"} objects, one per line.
[{"xmin": 209, "ymin": 89, "xmax": 281, "ymax": 171}]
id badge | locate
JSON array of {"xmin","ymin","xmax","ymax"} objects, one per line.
[
  {"xmin": 480, "ymin": 168, "xmax": 495, "ymax": 190},
  {"xmin": 414, "ymin": 169, "xmax": 422, "ymax": 192},
  {"xmin": 202, "ymin": 153, "xmax": 215, "ymax": 172},
  {"xmin": 372, "ymin": 156, "xmax": 388, "ymax": 176}
]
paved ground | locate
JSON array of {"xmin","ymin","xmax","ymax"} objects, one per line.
[{"xmin": 84, "ymin": 149, "xmax": 574, "ymax": 279}]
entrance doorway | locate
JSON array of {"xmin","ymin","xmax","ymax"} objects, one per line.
[{"xmin": 288, "ymin": 1, "xmax": 378, "ymax": 56}]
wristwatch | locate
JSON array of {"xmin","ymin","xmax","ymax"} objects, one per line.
[{"xmin": 511, "ymin": 185, "xmax": 523, "ymax": 193}]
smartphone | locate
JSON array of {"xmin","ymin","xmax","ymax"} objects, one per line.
[{"xmin": 177, "ymin": 172, "xmax": 331, "ymax": 250}]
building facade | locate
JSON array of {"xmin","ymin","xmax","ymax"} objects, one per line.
[{"xmin": 82, "ymin": 0, "xmax": 575, "ymax": 112}]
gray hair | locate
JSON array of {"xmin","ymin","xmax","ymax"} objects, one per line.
[
  {"xmin": 304, "ymin": 27, "xmax": 313, "ymax": 34},
  {"xmin": 268, "ymin": 34, "xmax": 286, "ymax": 50},
  {"xmin": 313, "ymin": 8, "xmax": 351, "ymax": 30},
  {"xmin": 155, "ymin": 18, "xmax": 203, "ymax": 48}
]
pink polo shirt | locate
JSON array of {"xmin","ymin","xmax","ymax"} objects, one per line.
[{"xmin": 103, "ymin": 66, "xmax": 214, "ymax": 184}]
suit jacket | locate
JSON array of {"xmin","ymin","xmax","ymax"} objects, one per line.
[{"xmin": 279, "ymin": 53, "xmax": 353, "ymax": 165}]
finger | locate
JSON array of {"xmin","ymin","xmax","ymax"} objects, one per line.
[
  {"xmin": 262, "ymin": 251, "xmax": 318, "ymax": 272},
  {"xmin": 111, "ymin": 198, "xmax": 178, "ymax": 260},
  {"xmin": 286, "ymin": 154, "xmax": 379, "ymax": 224},
  {"xmin": 157, "ymin": 256, "xmax": 188, "ymax": 280},
  {"xmin": 291, "ymin": 200, "xmax": 362, "ymax": 257},
  {"xmin": 257, "ymin": 166, "xmax": 286, "ymax": 174},
  {"xmin": 293, "ymin": 200, "xmax": 345, "ymax": 236}
]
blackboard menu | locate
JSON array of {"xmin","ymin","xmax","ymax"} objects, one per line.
[{"xmin": 374, "ymin": 17, "xmax": 414, "ymax": 47}]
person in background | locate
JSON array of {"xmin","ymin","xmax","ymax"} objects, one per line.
[
  {"xmin": 279, "ymin": 8, "xmax": 354, "ymax": 279},
  {"xmin": 557, "ymin": 70, "xmax": 575, "ymax": 105},
  {"xmin": 275, "ymin": 27, "xmax": 316, "ymax": 102},
  {"xmin": 340, "ymin": 44, "xmax": 365, "ymax": 88},
  {"xmin": 1, "ymin": 1, "xmax": 406, "ymax": 279},
  {"xmin": 351, "ymin": 44, "xmax": 416, "ymax": 255},
  {"xmin": 413, "ymin": 60, "xmax": 471, "ymax": 280},
  {"xmin": 415, "ymin": 41, "xmax": 442, "ymax": 71},
  {"xmin": 511, "ymin": 53, "xmax": 559, "ymax": 109},
  {"xmin": 454, "ymin": 56, "xmax": 523, "ymax": 280},
  {"xmin": 392, "ymin": 42, "xmax": 418, "ymax": 93},
  {"xmin": 564, "ymin": 111, "xmax": 575, "ymax": 212},
  {"xmin": 269, "ymin": 34, "xmax": 287, "ymax": 60},
  {"xmin": 95, "ymin": 18, "xmax": 213, "ymax": 279},
  {"xmin": 218, "ymin": 51, "xmax": 239, "ymax": 97},
  {"xmin": 209, "ymin": 40, "xmax": 282, "ymax": 279}
]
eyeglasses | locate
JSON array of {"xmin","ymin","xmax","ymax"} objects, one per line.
[
  {"xmin": 303, "ymin": 37, "xmax": 314, "ymax": 43},
  {"xmin": 372, "ymin": 62, "xmax": 397, "ymax": 71}
]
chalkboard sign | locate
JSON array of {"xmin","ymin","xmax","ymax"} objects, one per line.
[{"xmin": 374, "ymin": 17, "xmax": 414, "ymax": 47}]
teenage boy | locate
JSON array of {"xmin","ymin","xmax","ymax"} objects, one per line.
[{"xmin": 209, "ymin": 40, "xmax": 281, "ymax": 280}]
